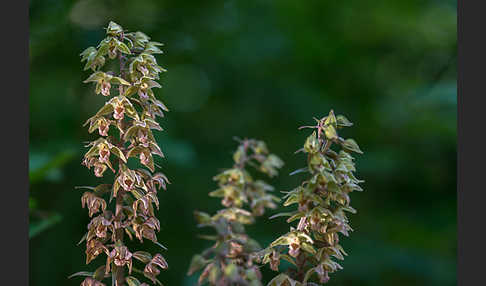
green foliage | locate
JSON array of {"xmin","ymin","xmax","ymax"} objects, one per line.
[
  {"xmin": 72, "ymin": 21, "xmax": 170, "ymax": 286},
  {"xmin": 256, "ymin": 110, "xmax": 363, "ymax": 285},
  {"xmin": 188, "ymin": 138, "xmax": 284, "ymax": 285}
]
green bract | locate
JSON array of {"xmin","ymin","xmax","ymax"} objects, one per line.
[
  {"xmin": 256, "ymin": 110, "xmax": 364, "ymax": 285},
  {"xmin": 188, "ymin": 138, "xmax": 284, "ymax": 286},
  {"xmin": 72, "ymin": 21, "xmax": 170, "ymax": 286}
]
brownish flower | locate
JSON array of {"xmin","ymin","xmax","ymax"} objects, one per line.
[
  {"xmin": 82, "ymin": 157, "xmax": 96, "ymax": 169},
  {"xmin": 137, "ymin": 130, "xmax": 149, "ymax": 147},
  {"xmin": 109, "ymin": 245, "xmax": 133, "ymax": 273},
  {"xmin": 81, "ymin": 192, "xmax": 107, "ymax": 217},
  {"xmin": 98, "ymin": 118, "xmax": 110, "ymax": 136},
  {"xmin": 81, "ymin": 277, "xmax": 105, "ymax": 286},
  {"xmin": 94, "ymin": 163, "xmax": 107, "ymax": 177},
  {"xmin": 85, "ymin": 239, "xmax": 109, "ymax": 264},
  {"xmin": 118, "ymin": 171, "xmax": 135, "ymax": 191},
  {"xmin": 139, "ymin": 150, "xmax": 151, "ymax": 166},
  {"xmin": 228, "ymin": 241, "xmax": 243, "ymax": 258},
  {"xmin": 133, "ymin": 216, "xmax": 160, "ymax": 242},
  {"xmin": 137, "ymin": 65, "xmax": 149, "ymax": 76},
  {"xmin": 108, "ymin": 45, "xmax": 117, "ymax": 59},
  {"xmin": 288, "ymin": 236, "xmax": 300, "ymax": 258},
  {"xmin": 144, "ymin": 254, "xmax": 168, "ymax": 282},
  {"xmin": 151, "ymin": 173, "xmax": 169, "ymax": 191},
  {"xmin": 113, "ymin": 102, "xmax": 125, "ymax": 120},
  {"xmin": 314, "ymin": 263, "xmax": 330, "ymax": 284},
  {"xmin": 88, "ymin": 215, "xmax": 112, "ymax": 238},
  {"xmin": 269, "ymin": 249, "xmax": 280, "ymax": 271},
  {"xmin": 100, "ymin": 80, "xmax": 111, "ymax": 97}
]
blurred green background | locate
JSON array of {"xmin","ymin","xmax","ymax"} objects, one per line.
[{"xmin": 29, "ymin": 0, "xmax": 456, "ymax": 285}]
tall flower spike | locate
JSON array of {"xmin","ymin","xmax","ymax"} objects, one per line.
[
  {"xmin": 187, "ymin": 138, "xmax": 284, "ymax": 286},
  {"xmin": 256, "ymin": 110, "xmax": 364, "ymax": 285},
  {"xmin": 70, "ymin": 21, "xmax": 171, "ymax": 286}
]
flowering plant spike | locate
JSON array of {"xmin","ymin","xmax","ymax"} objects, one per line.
[
  {"xmin": 255, "ymin": 110, "xmax": 364, "ymax": 286},
  {"xmin": 70, "ymin": 21, "xmax": 170, "ymax": 286},
  {"xmin": 187, "ymin": 138, "xmax": 284, "ymax": 286}
]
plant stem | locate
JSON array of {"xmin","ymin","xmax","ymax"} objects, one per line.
[{"xmin": 114, "ymin": 35, "xmax": 127, "ymax": 286}]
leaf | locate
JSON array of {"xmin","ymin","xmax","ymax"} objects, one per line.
[
  {"xmin": 123, "ymin": 85, "xmax": 138, "ymax": 97},
  {"xmin": 106, "ymin": 21, "xmax": 123, "ymax": 35},
  {"xmin": 286, "ymin": 212, "xmax": 305, "ymax": 223},
  {"xmin": 126, "ymin": 146, "xmax": 145, "ymax": 158},
  {"xmin": 110, "ymin": 76, "xmax": 131, "ymax": 85},
  {"xmin": 280, "ymin": 254, "xmax": 297, "ymax": 266},
  {"xmin": 342, "ymin": 206, "xmax": 357, "ymax": 214},
  {"xmin": 93, "ymin": 265, "xmax": 106, "ymax": 281},
  {"xmin": 324, "ymin": 125, "xmax": 338, "ymax": 140},
  {"xmin": 303, "ymin": 267, "xmax": 316, "ymax": 284},
  {"xmin": 304, "ymin": 131, "xmax": 319, "ymax": 153},
  {"xmin": 270, "ymin": 235, "xmax": 289, "ymax": 247},
  {"xmin": 83, "ymin": 71, "xmax": 105, "ymax": 83},
  {"xmin": 94, "ymin": 184, "xmax": 113, "ymax": 195},
  {"xmin": 77, "ymin": 232, "xmax": 88, "ymax": 245},
  {"xmin": 324, "ymin": 110, "xmax": 337, "ymax": 126},
  {"xmin": 283, "ymin": 193, "xmax": 300, "ymax": 207},
  {"xmin": 268, "ymin": 212, "xmax": 294, "ymax": 220},
  {"xmin": 301, "ymin": 242, "xmax": 317, "ymax": 255},
  {"xmin": 289, "ymin": 167, "xmax": 308, "ymax": 176},
  {"xmin": 95, "ymin": 103, "xmax": 114, "ymax": 117},
  {"xmin": 110, "ymin": 146, "xmax": 127, "ymax": 162},
  {"xmin": 117, "ymin": 41, "xmax": 132, "ymax": 54},
  {"xmin": 342, "ymin": 138, "xmax": 363, "ymax": 154},
  {"xmin": 125, "ymin": 276, "xmax": 141, "ymax": 286},
  {"xmin": 154, "ymin": 241, "xmax": 168, "ymax": 250},
  {"xmin": 68, "ymin": 271, "xmax": 93, "ymax": 279},
  {"xmin": 336, "ymin": 115, "xmax": 353, "ymax": 127},
  {"xmin": 133, "ymin": 251, "xmax": 152, "ymax": 263}
]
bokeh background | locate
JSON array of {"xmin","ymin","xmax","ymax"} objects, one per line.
[{"xmin": 29, "ymin": 0, "xmax": 457, "ymax": 285}]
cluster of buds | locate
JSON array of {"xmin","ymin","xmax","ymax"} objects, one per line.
[
  {"xmin": 187, "ymin": 138, "xmax": 284, "ymax": 286},
  {"xmin": 256, "ymin": 110, "xmax": 364, "ymax": 285},
  {"xmin": 71, "ymin": 22, "xmax": 170, "ymax": 286}
]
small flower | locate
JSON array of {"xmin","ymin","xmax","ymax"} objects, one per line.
[
  {"xmin": 113, "ymin": 102, "xmax": 125, "ymax": 120},
  {"xmin": 118, "ymin": 171, "xmax": 135, "ymax": 191},
  {"xmin": 81, "ymin": 192, "xmax": 107, "ymax": 217},
  {"xmin": 144, "ymin": 254, "xmax": 168, "ymax": 283},
  {"xmin": 94, "ymin": 163, "xmax": 107, "ymax": 177},
  {"xmin": 109, "ymin": 245, "xmax": 133, "ymax": 273},
  {"xmin": 82, "ymin": 157, "xmax": 96, "ymax": 169},
  {"xmin": 140, "ymin": 150, "xmax": 151, "ymax": 166},
  {"xmin": 137, "ymin": 65, "xmax": 149, "ymax": 76},
  {"xmin": 88, "ymin": 215, "xmax": 112, "ymax": 238},
  {"xmin": 98, "ymin": 144, "xmax": 110, "ymax": 163},
  {"xmin": 137, "ymin": 130, "xmax": 149, "ymax": 147},
  {"xmin": 133, "ymin": 216, "xmax": 160, "ymax": 242},
  {"xmin": 97, "ymin": 118, "xmax": 110, "ymax": 136},
  {"xmin": 108, "ymin": 45, "xmax": 117, "ymax": 59},
  {"xmin": 228, "ymin": 241, "xmax": 243, "ymax": 258},
  {"xmin": 269, "ymin": 250, "xmax": 280, "ymax": 271},
  {"xmin": 100, "ymin": 80, "xmax": 111, "ymax": 96},
  {"xmin": 85, "ymin": 239, "xmax": 108, "ymax": 264},
  {"xmin": 81, "ymin": 277, "xmax": 105, "ymax": 286},
  {"xmin": 288, "ymin": 236, "xmax": 300, "ymax": 258},
  {"xmin": 315, "ymin": 263, "xmax": 330, "ymax": 284}
]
